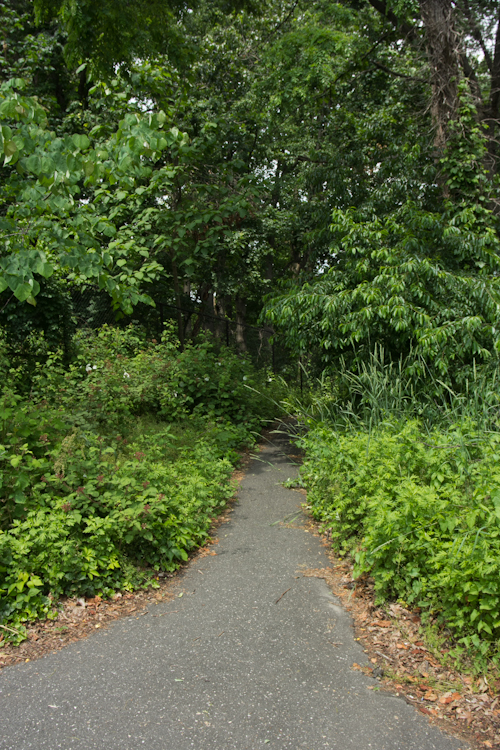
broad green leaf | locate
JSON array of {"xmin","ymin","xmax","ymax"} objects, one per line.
[
  {"xmin": 35, "ymin": 261, "xmax": 53, "ymax": 279},
  {"xmin": 25, "ymin": 154, "xmax": 41, "ymax": 173},
  {"xmin": 13, "ymin": 283, "xmax": 33, "ymax": 302},
  {"xmin": 72, "ymin": 133, "xmax": 91, "ymax": 150},
  {"xmin": 4, "ymin": 140, "xmax": 17, "ymax": 157}
]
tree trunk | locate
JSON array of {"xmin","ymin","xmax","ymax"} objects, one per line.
[
  {"xmin": 485, "ymin": 8, "xmax": 500, "ymax": 177},
  {"xmin": 78, "ymin": 68, "xmax": 89, "ymax": 110},
  {"xmin": 204, "ymin": 292, "xmax": 215, "ymax": 334},
  {"xmin": 235, "ymin": 295, "xmax": 247, "ymax": 353},
  {"xmin": 214, "ymin": 293, "xmax": 229, "ymax": 341},
  {"xmin": 170, "ymin": 251, "xmax": 184, "ymax": 350},
  {"xmin": 419, "ymin": 0, "xmax": 461, "ymax": 154}
]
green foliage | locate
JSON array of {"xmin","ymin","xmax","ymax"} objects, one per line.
[
  {"xmin": 284, "ymin": 347, "xmax": 500, "ymax": 437},
  {"xmin": 3, "ymin": 0, "xmax": 500, "ymax": 667},
  {"xmin": 0, "ymin": 77, "xmax": 184, "ymax": 311},
  {"xmin": 266, "ymin": 200, "xmax": 500, "ymax": 376},
  {"xmin": 0, "ymin": 276, "xmax": 76, "ymax": 370},
  {"xmin": 440, "ymin": 82, "xmax": 492, "ymax": 203},
  {"xmin": 0, "ymin": 425, "xmax": 235, "ymax": 640},
  {"xmin": 300, "ymin": 418, "xmax": 500, "ymax": 661},
  {"xmin": 33, "ymin": 0, "xmax": 184, "ymax": 77},
  {"xmin": 26, "ymin": 324, "xmax": 279, "ymax": 431},
  {"xmin": 0, "ymin": 384, "xmax": 68, "ymax": 524},
  {"xmin": 0, "ymin": 323, "xmax": 284, "ymax": 642},
  {"xmin": 2, "ymin": 0, "xmax": 500, "ymax": 365},
  {"xmin": 173, "ymin": 338, "xmax": 268, "ymax": 425},
  {"xmin": 296, "ymin": 355, "xmax": 500, "ymax": 662}
]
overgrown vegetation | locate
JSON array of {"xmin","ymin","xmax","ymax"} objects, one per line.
[
  {"xmin": 0, "ymin": 324, "xmax": 283, "ymax": 643},
  {"xmin": 288, "ymin": 351, "xmax": 500, "ymax": 668},
  {"xmin": 2, "ymin": 0, "xmax": 500, "ymax": 678}
]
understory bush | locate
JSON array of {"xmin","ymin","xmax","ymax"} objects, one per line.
[
  {"xmin": 0, "ymin": 323, "xmax": 283, "ymax": 642},
  {"xmin": 0, "ymin": 425, "xmax": 235, "ymax": 639},
  {"xmin": 300, "ymin": 421, "xmax": 500, "ymax": 655},
  {"xmin": 24, "ymin": 324, "xmax": 279, "ymax": 433},
  {"xmin": 294, "ymin": 351, "xmax": 500, "ymax": 663}
]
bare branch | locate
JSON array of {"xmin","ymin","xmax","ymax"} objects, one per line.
[
  {"xmin": 370, "ymin": 59, "xmax": 426, "ymax": 82},
  {"xmin": 456, "ymin": 0, "xmax": 493, "ymax": 73}
]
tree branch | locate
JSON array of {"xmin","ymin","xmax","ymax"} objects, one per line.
[
  {"xmin": 489, "ymin": 6, "xmax": 500, "ymax": 122},
  {"xmin": 370, "ymin": 59, "xmax": 426, "ymax": 82},
  {"xmin": 263, "ymin": 0, "xmax": 300, "ymax": 44},
  {"xmin": 456, "ymin": 0, "xmax": 493, "ymax": 73}
]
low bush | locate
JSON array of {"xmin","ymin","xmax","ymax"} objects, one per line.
[
  {"xmin": 289, "ymin": 350, "xmax": 500, "ymax": 663},
  {"xmin": 0, "ymin": 425, "xmax": 236, "ymax": 641},
  {"xmin": 0, "ymin": 323, "xmax": 284, "ymax": 643},
  {"xmin": 299, "ymin": 419, "xmax": 500, "ymax": 661},
  {"xmin": 22, "ymin": 324, "xmax": 281, "ymax": 433}
]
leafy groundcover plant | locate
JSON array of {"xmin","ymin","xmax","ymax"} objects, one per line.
[
  {"xmin": 299, "ymin": 419, "xmax": 500, "ymax": 664},
  {"xmin": 0, "ymin": 427, "xmax": 235, "ymax": 642},
  {"xmin": 0, "ymin": 324, "xmax": 283, "ymax": 644}
]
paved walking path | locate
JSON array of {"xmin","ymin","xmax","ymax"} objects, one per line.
[{"xmin": 0, "ymin": 433, "xmax": 465, "ymax": 749}]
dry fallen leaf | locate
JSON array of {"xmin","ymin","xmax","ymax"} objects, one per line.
[
  {"xmin": 439, "ymin": 692, "xmax": 457, "ymax": 705},
  {"xmin": 477, "ymin": 677, "xmax": 489, "ymax": 693},
  {"xmin": 423, "ymin": 690, "xmax": 438, "ymax": 702},
  {"xmin": 419, "ymin": 660, "xmax": 430, "ymax": 675}
]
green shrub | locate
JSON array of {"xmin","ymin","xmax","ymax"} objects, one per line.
[
  {"xmin": 300, "ymin": 419, "xmax": 500, "ymax": 660},
  {"xmin": 0, "ymin": 425, "xmax": 235, "ymax": 640},
  {"xmin": 0, "ymin": 388, "xmax": 68, "ymax": 529},
  {"xmin": 0, "ymin": 324, "xmax": 282, "ymax": 642},
  {"xmin": 22, "ymin": 325, "xmax": 280, "ymax": 433}
]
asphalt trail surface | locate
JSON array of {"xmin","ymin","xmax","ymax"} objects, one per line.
[{"xmin": 0, "ymin": 432, "xmax": 466, "ymax": 749}]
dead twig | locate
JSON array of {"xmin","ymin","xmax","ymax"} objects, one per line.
[
  {"xmin": 275, "ymin": 588, "xmax": 291, "ymax": 604},
  {"xmin": 0, "ymin": 623, "xmax": 23, "ymax": 637}
]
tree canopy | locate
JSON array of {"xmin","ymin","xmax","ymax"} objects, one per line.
[{"xmin": 1, "ymin": 0, "xmax": 499, "ymax": 375}]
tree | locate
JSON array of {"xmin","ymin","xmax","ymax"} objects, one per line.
[
  {"xmin": 0, "ymin": 77, "xmax": 184, "ymax": 310},
  {"xmin": 266, "ymin": 201, "xmax": 500, "ymax": 376},
  {"xmin": 361, "ymin": 0, "xmax": 500, "ymax": 184},
  {"xmin": 259, "ymin": 0, "xmax": 500, "ymax": 376}
]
